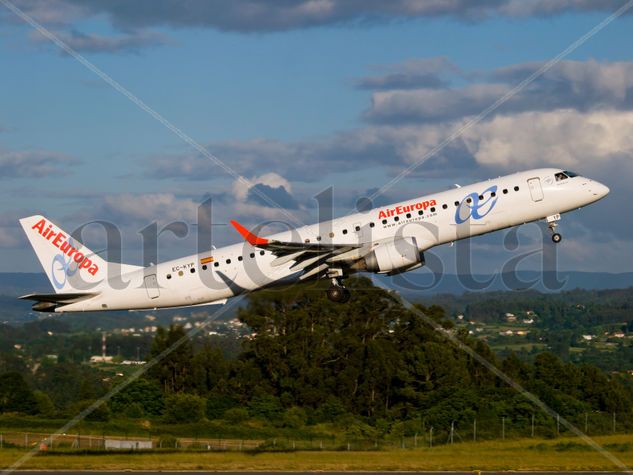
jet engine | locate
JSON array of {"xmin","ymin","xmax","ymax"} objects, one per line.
[{"xmin": 361, "ymin": 236, "xmax": 424, "ymax": 274}]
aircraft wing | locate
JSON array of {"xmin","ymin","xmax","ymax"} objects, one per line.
[{"xmin": 230, "ymin": 220, "xmax": 368, "ymax": 280}]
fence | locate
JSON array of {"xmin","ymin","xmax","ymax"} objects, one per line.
[{"xmin": 1, "ymin": 411, "xmax": 632, "ymax": 452}]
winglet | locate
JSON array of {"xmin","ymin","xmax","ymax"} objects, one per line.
[{"xmin": 229, "ymin": 220, "xmax": 269, "ymax": 246}]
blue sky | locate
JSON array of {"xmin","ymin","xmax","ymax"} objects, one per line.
[{"xmin": 1, "ymin": 1, "xmax": 632, "ymax": 278}]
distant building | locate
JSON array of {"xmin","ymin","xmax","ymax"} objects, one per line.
[
  {"xmin": 90, "ymin": 355, "xmax": 113, "ymax": 363},
  {"xmin": 523, "ymin": 319, "xmax": 534, "ymax": 324},
  {"xmin": 582, "ymin": 335, "xmax": 594, "ymax": 341}
]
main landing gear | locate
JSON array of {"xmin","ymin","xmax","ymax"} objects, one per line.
[
  {"xmin": 547, "ymin": 214, "xmax": 562, "ymax": 244},
  {"xmin": 326, "ymin": 277, "xmax": 351, "ymax": 303}
]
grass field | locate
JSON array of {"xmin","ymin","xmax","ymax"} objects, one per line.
[{"xmin": 4, "ymin": 435, "xmax": 633, "ymax": 471}]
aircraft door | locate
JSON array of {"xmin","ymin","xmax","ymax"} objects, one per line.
[
  {"xmin": 528, "ymin": 177, "xmax": 544, "ymax": 202},
  {"xmin": 144, "ymin": 274, "xmax": 160, "ymax": 299}
]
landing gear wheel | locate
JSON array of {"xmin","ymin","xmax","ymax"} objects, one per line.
[
  {"xmin": 552, "ymin": 232, "xmax": 562, "ymax": 244},
  {"xmin": 326, "ymin": 285, "xmax": 351, "ymax": 303}
]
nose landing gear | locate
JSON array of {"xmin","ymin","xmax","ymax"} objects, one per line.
[
  {"xmin": 326, "ymin": 277, "xmax": 350, "ymax": 303},
  {"xmin": 546, "ymin": 214, "xmax": 562, "ymax": 244}
]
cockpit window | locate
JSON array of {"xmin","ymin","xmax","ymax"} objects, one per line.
[
  {"xmin": 563, "ymin": 170, "xmax": 578, "ymax": 177},
  {"xmin": 555, "ymin": 172, "xmax": 568, "ymax": 181}
]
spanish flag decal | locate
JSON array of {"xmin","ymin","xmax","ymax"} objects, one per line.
[{"xmin": 200, "ymin": 256, "xmax": 214, "ymax": 265}]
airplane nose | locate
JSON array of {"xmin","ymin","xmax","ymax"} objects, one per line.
[{"xmin": 594, "ymin": 182, "xmax": 610, "ymax": 198}]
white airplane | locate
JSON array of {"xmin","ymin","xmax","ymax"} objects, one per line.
[{"xmin": 19, "ymin": 168, "xmax": 608, "ymax": 311}]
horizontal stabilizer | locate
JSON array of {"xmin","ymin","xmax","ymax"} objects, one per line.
[{"xmin": 19, "ymin": 292, "xmax": 97, "ymax": 312}]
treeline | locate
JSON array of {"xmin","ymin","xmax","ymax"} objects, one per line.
[
  {"xmin": 434, "ymin": 287, "xmax": 633, "ymax": 330},
  {"xmin": 0, "ymin": 278, "xmax": 632, "ymax": 438}
]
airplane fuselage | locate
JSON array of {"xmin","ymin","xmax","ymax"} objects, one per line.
[{"xmin": 21, "ymin": 168, "xmax": 610, "ymax": 311}]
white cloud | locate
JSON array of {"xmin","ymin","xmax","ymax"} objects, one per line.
[
  {"xmin": 461, "ymin": 109, "xmax": 633, "ymax": 169},
  {"xmin": 29, "ymin": 28, "xmax": 169, "ymax": 54},
  {"xmin": 232, "ymin": 172, "xmax": 292, "ymax": 202},
  {"xmin": 0, "ymin": 149, "xmax": 79, "ymax": 178}
]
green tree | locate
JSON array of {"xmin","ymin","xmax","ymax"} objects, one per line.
[
  {"xmin": 110, "ymin": 379, "xmax": 164, "ymax": 416},
  {"xmin": 148, "ymin": 325, "xmax": 194, "ymax": 393},
  {"xmin": 163, "ymin": 393, "xmax": 205, "ymax": 423},
  {"xmin": 0, "ymin": 372, "xmax": 37, "ymax": 414}
]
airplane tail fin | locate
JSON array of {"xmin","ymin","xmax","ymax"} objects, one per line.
[{"xmin": 19, "ymin": 215, "xmax": 142, "ymax": 293}]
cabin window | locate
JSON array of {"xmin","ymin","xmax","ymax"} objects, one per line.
[
  {"xmin": 555, "ymin": 172, "xmax": 570, "ymax": 181},
  {"xmin": 226, "ymin": 259, "xmax": 231, "ymax": 264},
  {"xmin": 355, "ymin": 225, "xmax": 361, "ymax": 231},
  {"xmin": 178, "ymin": 271, "xmax": 184, "ymax": 277},
  {"xmin": 342, "ymin": 229, "xmax": 348, "ymax": 234},
  {"xmin": 442, "ymin": 204, "xmax": 448, "ymax": 209},
  {"xmin": 479, "ymin": 195, "xmax": 484, "ymax": 200},
  {"xmin": 238, "ymin": 256, "xmax": 243, "ymax": 261},
  {"xmin": 382, "ymin": 219, "xmax": 387, "ymax": 224},
  {"xmin": 260, "ymin": 250, "xmax": 265, "ymax": 256},
  {"xmin": 514, "ymin": 186, "xmax": 519, "ymax": 191},
  {"xmin": 249, "ymin": 252, "xmax": 255, "ymax": 258},
  {"xmin": 190, "ymin": 268, "xmax": 195, "ymax": 274},
  {"xmin": 466, "ymin": 197, "xmax": 472, "ymax": 204},
  {"xmin": 166, "ymin": 274, "xmax": 172, "ymax": 280},
  {"xmin": 305, "ymin": 238, "xmax": 310, "ymax": 243},
  {"xmin": 454, "ymin": 201, "xmax": 459, "ymax": 206},
  {"xmin": 394, "ymin": 216, "xmax": 399, "ymax": 222},
  {"xmin": 491, "ymin": 192, "xmax": 496, "ymax": 197},
  {"xmin": 214, "ymin": 262, "xmax": 219, "ymax": 267},
  {"xmin": 202, "ymin": 265, "xmax": 207, "ymax": 271},
  {"xmin": 369, "ymin": 222, "xmax": 375, "ymax": 228},
  {"xmin": 329, "ymin": 232, "xmax": 335, "ymax": 238},
  {"xmin": 503, "ymin": 189, "xmax": 508, "ymax": 194},
  {"xmin": 316, "ymin": 236, "xmax": 322, "ymax": 241},
  {"xmin": 418, "ymin": 210, "xmax": 423, "ymax": 215},
  {"xmin": 430, "ymin": 207, "xmax": 436, "ymax": 212}
]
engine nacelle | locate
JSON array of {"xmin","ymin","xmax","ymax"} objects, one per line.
[{"xmin": 362, "ymin": 236, "xmax": 424, "ymax": 274}]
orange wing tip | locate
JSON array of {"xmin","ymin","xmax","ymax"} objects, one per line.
[{"xmin": 229, "ymin": 220, "xmax": 269, "ymax": 246}]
